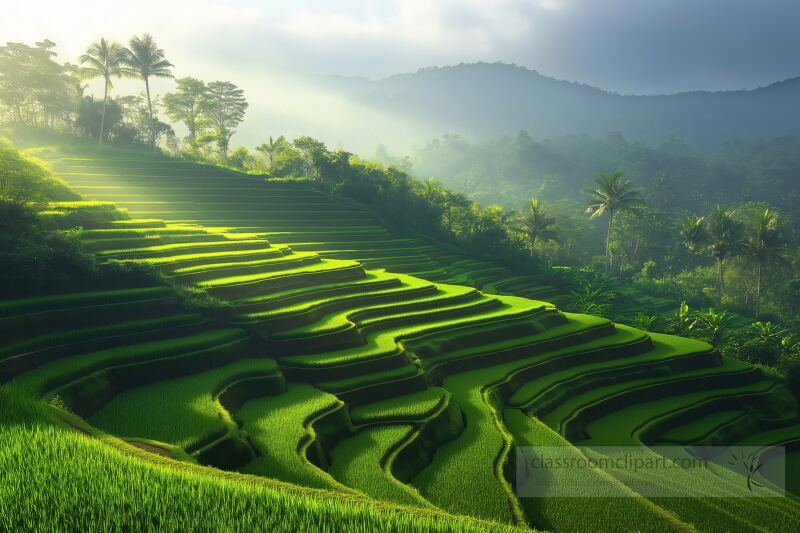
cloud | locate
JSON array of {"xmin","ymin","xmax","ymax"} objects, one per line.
[
  {"xmin": 6, "ymin": 0, "xmax": 798, "ymax": 94},
  {"xmin": 267, "ymin": 0, "xmax": 540, "ymax": 70}
]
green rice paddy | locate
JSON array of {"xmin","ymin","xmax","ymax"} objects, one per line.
[{"xmin": 3, "ymin": 143, "xmax": 799, "ymax": 531}]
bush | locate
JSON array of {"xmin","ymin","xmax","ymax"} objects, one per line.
[
  {"xmin": 634, "ymin": 266, "xmax": 715, "ymax": 308},
  {"xmin": 0, "ymin": 218, "xmax": 97, "ymax": 298},
  {"xmin": 724, "ymin": 333, "xmax": 782, "ymax": 365},
  {"xmin": 779, "ymin": 359, "xmax": 800, "ymax": 401},
  {"xmin": 0, "ymin": 139, "xmax": 79, "ymax": 202}
]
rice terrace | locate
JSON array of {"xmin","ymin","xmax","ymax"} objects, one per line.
[{"xmin": 3, "ymin": 3, "xmax": 800, "ymax": 532}]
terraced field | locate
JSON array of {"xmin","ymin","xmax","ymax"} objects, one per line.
[{"xmin": 3, "ymin": 144, "xmax": 800, "ymax": 531}]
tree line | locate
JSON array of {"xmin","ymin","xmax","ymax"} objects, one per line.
[{"xmin": 0, "ymin": 36, "xmax": 248, "ymax": 157}]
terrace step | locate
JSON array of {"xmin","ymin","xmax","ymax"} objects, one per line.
[
  {"xmin": 133, "ymin": 247, "xmax": 287, "ymax": 270},
  {"xmin": 201, "ymin": 260, "xmax": 366, "ymax": 300},
  {"xmin": 271, "ymin": 284, "xmax": 479, "ymax": 340},
  {"xmin": 237, "ymin": 382, "xmax": 356, "ymax": 492},
  {"xmin": 88, "ymin": 357, "xmax": 283, "ymax": 453},
  {"xmin": 318, "ymin": 365, "xmax": 428, "ymax": 406},
  {"xmin": 9, "ymin": 328, "xmax": 249, "ymax": 398},
  {"xmin": 0, "ymin": 293, "xmax": 181, "ymax": 342},
  {"xmin": 0, "ymin": 315, "xmax": 209, "ymax": 383},
  {"xmin": 349, "ymin": 387, "xmax": 449, "ymax": 425},
  {"xmin": 81, "ymin": 233, "xmax": 229, "ymax": 252},
  {"xmin": 171, "ymin": 252, "xmax": 322, "ymax": 284},
  {"xmin": 553, "ymin": 359, "xmax": 768, "ymax": 441},
  {"xmin": 244, "ymin": 275, "xmax": 437, "ymax": 334},
  {"xmin": 97, "ymin": 239, "xmax": 271, "ymax": 259},
  {"xmin": 234, "ymin": 272, "xmax": 401, "ymax": 313},
  {"xmin": 329, "ymin": 424, "xmax": 433, "ymax": 507},
  {"xmin": 269, "ymin": 291, "xmax": 499, "ymax": 355},
  {"xmin": 277, "ymin": 295, "xmax": 552, "ymax": 369}
]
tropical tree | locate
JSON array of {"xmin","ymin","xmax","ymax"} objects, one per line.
[
  {"xmin": 742, "ymin": 209, "xmax": 791, "ymax": 315},
  {"xmin": 706, "ymin": 205, "xmax": 743, "ymax": 306},
  {"xmin": 421, "ymin": 178, "xmax": 444, "ymax": 203},
  {"xmin": 0, "ymin": 40, "xmax": 79, "ymax": 128},
  {"xmin": 515, "ymin": 197, "xmax": 556, "ymax": 257},
  {"xmin": 679, "ymin": 215, "xmax": 707, "ymax": 255},
  {"xmin": 632, "ymin": 313, "xmax": 659, "ymax": 332},
  {"xmin": 78, "ymin": 39, "xmax": 123, "ymax": 144},
  {"xmin": 163, "ymin": 77, "xmax": 207, "ymax": 144},
  {"xmin": 292, "ymin": 136, "xmax": 327, "ymax": 179},
  {"xmin": 198, "ymin": 81, "xmax": 248, "ymax": 157},
  {"xmin": 584, "ymin": 171, "xmax": 643, "ymax": 268},
  {"xmin": 256, "ymin": 135, "xmax": 289, "ymax": 171},
  {"xmin": 668, "ymin": 301, "xmax": 695, "ymax": 337},
  {"xmin": 690, "ymin": 307, "xmax": 732, "ymax": 347},
  {"xmin": 118, "ymin": 34, "xmax": 174, "ymax": 148},
  {"xmin": 441, "ymin": 191, "xmax": 472, "ymax": 236},
  {"xmin": 569, "ymin": 282, "xmax": 615, "ymax": 316}
]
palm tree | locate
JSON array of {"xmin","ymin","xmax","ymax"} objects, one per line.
[
  {"xmin": 119, "ymin": 34, "xmax": 174, "ymax": 148},
  {"xmin": 79, "ymin": 38, "xmax": 123, "ymax": 144},
  {"xmin": 679, "ymin": 215, "xmax": 707, "ymax": 255},
  {"xmin": 742, "ymin": 209, "xmax": 791, "ymax": 316},
  {"xmin": 584, "ymin": 171, "xmax": 643, "ymax": 268},
  {"xmin": 420, "ymin": 178, "xmax": 444, "ymax": 202},
  {"xmin": 706, "ymin": 205, "xmax": 743, "ymax": 307},
  {"xmin": 515, "ymin": 197, "xmax": 556, "ymax": 257},
  {"xmin": 256, "ymin": 135, "xmax": 288, "ymax": 171}
]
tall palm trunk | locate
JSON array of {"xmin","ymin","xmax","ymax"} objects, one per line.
[
  {"xmin": 99, "ymin": 76, "xmax": 109, "ymax": 145},
  {"xmin": 715, "ymin": 255, "xmax": 725, "ymax": 307},
  {"xmin": 605, "ymin": 210, "xmax": 614, "ymax": 269},
  {"xmin": 144, "ymin": 76, "xmax": 154, "ymax": 150},
  {"xmin": 755, "ymin": 260, "xmax": 763, "ymax": 317}
]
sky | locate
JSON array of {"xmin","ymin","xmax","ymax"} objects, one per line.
[
  {"xmin": 3, "ymin": 0, "xmax": 799, "ymax": 94},
  {"xmin": 3, "ymin": 0, "xmax": 799, "ymax": 149}
]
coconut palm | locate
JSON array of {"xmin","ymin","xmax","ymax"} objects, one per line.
[
  {"xmin": 584, "ymin": 171, "xmax": 643, "ymax": 268},
  {"xmin": 78, "ymin": 38, "xmax": 123, "ymax": 144},
  {"xmin": 742, "ymin": 209, "xmax": 791, "ymax": 316},
  {"xmin": 119, "ymin": 34, "xmax": 174, "ymax": 148},
  {"xmin": 256, "ymin": 135, "xmax": 288, "ymax": 171},
  {"xmin": 679, "ymin": 215, "xmax": 707, "ymax": 255},
  {"xmin": 515, "ymin": 197, "xmax": 556, "ymax": 257},
  {"xmin": 421, "ymin": 178, "xmax": 443, "ymax": 201},
  {"xmin": 706, "ymin": 205, "xmax": 743, "ymax": 307}
]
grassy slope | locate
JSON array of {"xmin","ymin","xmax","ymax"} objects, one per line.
[
  {"xmin": 7, "ymin": 137, "xmax": 800, "ymax": 531},
  {"xmin": 237, "ymin": 382, "xmax": 347, "ymax": 490},
  {"xmin": 329, "ymin": 424, "xmax": 433, "ymax": 507},
  {"xmin": 89, "ymin": 358, "xmax": 279, "ymax": 450},
  {"xmin": 0, "ymin": 391, "xmax": 520, "ymax": 532}
]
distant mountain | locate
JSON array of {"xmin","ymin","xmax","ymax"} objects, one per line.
[{"xmin": 321, "ymin": 62, "xmax": 800, "ymax": 149}]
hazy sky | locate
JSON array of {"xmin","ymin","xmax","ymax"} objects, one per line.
[{"xmin": 3, "ymin": 0, "xmax": 799, "ymax": 95}]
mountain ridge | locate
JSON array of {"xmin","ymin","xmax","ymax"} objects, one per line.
[{"xmin": 317, "ymin": 62, "xmax": 800, "ymax": 149}]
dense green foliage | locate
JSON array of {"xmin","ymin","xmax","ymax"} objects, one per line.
[{"xmin": 0, "ymin": 140, "xmax": 156, "ymax": 297}]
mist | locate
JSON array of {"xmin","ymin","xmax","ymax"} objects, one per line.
[{"xmin": 4, "ymin": 0, "xmax": 800, "ymax": 157}]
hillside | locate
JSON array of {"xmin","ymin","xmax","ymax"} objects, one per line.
[
  {"xmin": 322, "ymin": 63, "xmax": 800, "ymax": 148},
  {"xmin": 1, "ymin": 140, "xmax": 798, "ymax": 530}
]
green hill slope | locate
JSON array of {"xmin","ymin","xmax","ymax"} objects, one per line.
[{"xmin": 3, "ymin": 141, "xmax": 799, "ymax": 531}]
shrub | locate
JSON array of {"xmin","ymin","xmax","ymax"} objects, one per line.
[
  {"xmin": 0, "ymin": 200, "xmax": 156, "ymax": 298},
  {"xmin": 0, "ymin": 139, "xmax": 78, "ymax": 202},
  {"xmin": 779, "ymin": 358, "xmax": 800, "ymax": 401}
]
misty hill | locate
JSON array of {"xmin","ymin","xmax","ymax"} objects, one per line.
[{"xmin": 323, "ymin": 62, "xmax": 800, "ymax": 148}]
